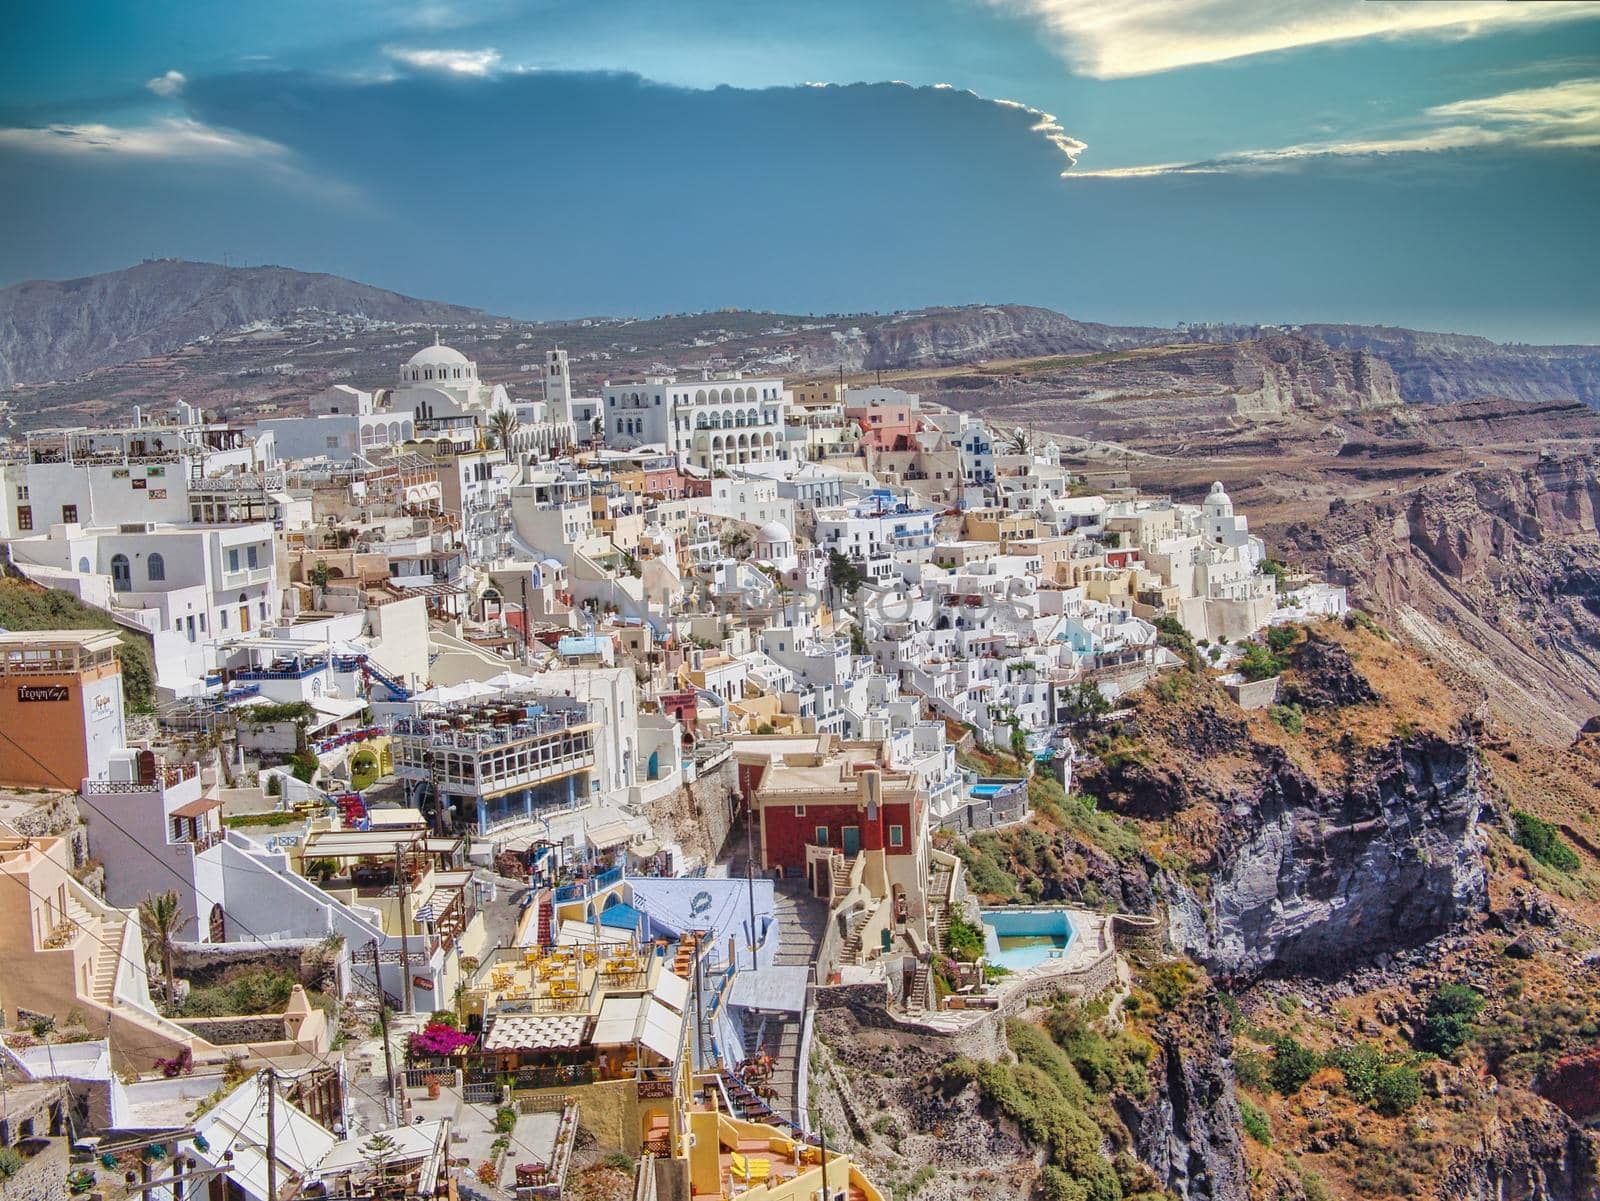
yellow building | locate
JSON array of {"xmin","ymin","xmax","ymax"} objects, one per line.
[
  {"xmin": 673, "ymin": 1107, "xmax": 884, "ymax": 1201},
  {"xmin": 457, "ymin": 936, "xmax": 695, "ymax": 1159},
  {"xmin": 962, "ymin": 507, "xmax": 1038, "ymax": 548}
]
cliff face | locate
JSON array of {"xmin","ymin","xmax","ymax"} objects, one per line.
[
  {"xmin": 1283, "ymin": 456, "xmax": 1600, "ymax": 735},
  {"xmin": 1161, "ymin": 732, "xmax": 1486, "ymax": 979},
  {"xmin": 1301, "ymin": 324, "xmax": 1600, "ymax": 408},
  {"xmin": 1232, "ymin": 334, "xmax": 1403, "ymax": 415},
  {"xmin": 1128, "ymin": 1001, "xmax": 1251, "ymax": 1201}
]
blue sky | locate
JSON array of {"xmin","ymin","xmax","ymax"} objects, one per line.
[{"xmin": 2, "ymin": 1, "xmax": 1597, "ymax": 342}]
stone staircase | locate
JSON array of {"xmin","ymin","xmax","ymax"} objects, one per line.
[
  {"xmin": 841, "ymin": 910, "xmax": 870, "ymax": 965},
  {"xmin": 831, "ymin": 854, "xmax": 856, "ymax": 906},
  {"xmin": 906, "ymin": 963, "xmax": 930, "ymax": 1013},
  {"xmin": 932, "ymin": 905, "xmax": 951, "ymax": 955},
  {"xmin": 62, "ymin": 895, "xmax": 122, "ymax": 1006}
]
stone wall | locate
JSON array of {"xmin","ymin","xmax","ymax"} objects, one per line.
[
  {"xmin": 4, "ymin": 1139, "xmax": 68, "ymax": 1201},
  {"xmin": 816, "ymin": 984, "xmax": 1008, "ymax": 1062},
  {"xmin": 640, "ymin": 757, "xmax": 736, "ymax": 871},
  {"xmin": 171, "ymin": 937, "xmax": 345, "ymax": 992},
  {"xmin": 3, "ymin": 792, "xmax": 81, "ymax": 839},
  {"xmin": 172, "ymin": 1014, "xmax": 288, "ymax": 1046}
]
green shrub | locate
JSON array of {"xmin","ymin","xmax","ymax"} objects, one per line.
[
  {"xmin": 1237, "ymin": 643, "xmax": 1285, "ymax": 683},
  {"xmin": 946, "ymin": 911, "xmax": 987, "ymax": 962},
  {"xmin": 1268, "ymin": 703, "xmax": 1304, "ymax": 735},
  {"xmin": 494, "ymin": 1106, "xmax": 517, "ymax": 1133},
  {"xmin": 1299, "ymin": 1165, "xmax": 1334, "ymax": 1201},
  {"xmin": 1268, "ymin": 1036, "xmax": 1319, "ymax": 1095},
  {"xmin": 1234, "ymin": 1049, "xmax": 1268, "ymax": 1091},
  {"xmin": 1372, "ymin": 1065, "xmax": 1422, "ymax": 1115},
  {"xmin": 1238, "ymin": 1099, "xmax": 1271, "ymax": 1145},
  {"xmin": 0, "ymin": 1148, "xmax": 22, "ymax": 1179},
  {"xmin": 1265, "ymin": 625, "xmax": 1298, "ymax": 655},
  {"xmin": 1418, "ymin": 984, "xmax": 1485, "ymax": 1057},
  {"xmin": 1140, "ymin": 961, "xmax": 1197, "ymax": 1011},
  {"xmin": 1326, "ymin": 1043, "xmax": 1382, "ymax": 1104},
  {"xmin": 177, "ymin": 968, "xmax": 302, "ymax": 1017},
  {"xmin": 1512, "ymin": 811, "xmax": 1580, "ymax": 872},
  {"xmin": 601, "ymin": 1151, "xmax": 634, "ymax": 1172}
]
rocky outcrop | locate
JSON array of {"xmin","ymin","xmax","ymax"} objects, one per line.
[
  {"xmin": 1282, "ymin": 633, "xmax": 1379, "ymax": 710},
  {"xmin": 1165, "ymin": 732, "xmax": 1486, "ymax": 979},
  {"xmin": 1434, "ymin": 1102, "xmax": 1599, "ymax": 1201},
  {"xmin": 1232, "ymin": 334, "xmax": 1402, "ymax": 415},
  {"xmin": 1128, "ymin": 998, "xmax": 1250, "ymax": 1201}
]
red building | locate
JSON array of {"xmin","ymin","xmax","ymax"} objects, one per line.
[{"xmin": 735, "ymin": 736, "xmax": 929, "ymax": 903}]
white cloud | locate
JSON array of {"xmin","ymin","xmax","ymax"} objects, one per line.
[
  {"xmin": 0, "ymin": 118, "xmax": 287, "ymax": 161},
  {"xmin": 385, "ymin": 46, "xmax": 502, "ymax": 76},
  {"xmin": 146, "ymin": 69, "xmax": 187, "ymax": 98},
  {"xmin": 1066, "ymin": 77, "xmax": 1600, "ymax": 178},
  {"xmin": 985, "ymin": 0, "xmax": 1600, "ymax": 79}
]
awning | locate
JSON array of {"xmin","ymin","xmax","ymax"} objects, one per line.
[
  {"xmin": 585, "ymin": 821, "xmax": 634, "ymax": 851},
  {"xmin": 599, "ymin": 902, "xmax": 642, "ymax": 931},
  {"xmin": 591, "ymin": 996, "xmax": 643, "ymax": 1047},
  {"xmin": 651, "ymin": 969, "xmax": 689, "ymax": 1015},
  {"xmin": 640, "ymin": 999, "xmax": 683, "ymax": 1062},
  {"xmin": 482, "ymin": 1014, "xmax": 588, "ymax": 1053},
  {"xmin": 169, "ymin": 798, "xmax": 221, "ymax": 819}
]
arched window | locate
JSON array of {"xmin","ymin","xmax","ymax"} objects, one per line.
[
  {"xmin": 110, "ymin": 554, "xmax": 131, "ymax": 590},
  {"xmin": 146, "ymin": 553, "xmax": 165, "ymax": 582},
  {"xmin": 77, "ymin": 557, "xmax": 90, "ymax": 574}
]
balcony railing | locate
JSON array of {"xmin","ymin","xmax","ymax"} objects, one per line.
[{"xmin": 83, "ymin": 763, "xmax": 200, "ymax": 794}]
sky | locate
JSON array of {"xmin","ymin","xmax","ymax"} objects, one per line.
[{"xmin": 2, "ymin": 1, "xmax": 1598, "ymax": 342}]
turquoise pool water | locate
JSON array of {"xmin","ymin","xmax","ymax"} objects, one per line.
[
  {"xmin": 981, "ymin": 908, "xmax": 1075, "ymax": 970},
  {"xmin": 970, "ymin": 783, "xmax": 1004, "ymax": 799}
]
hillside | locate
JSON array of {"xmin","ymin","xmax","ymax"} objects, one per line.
[
  {"xmin": 0, "ymin": 259, "xmax": 488, "ymax": 388},
  {"xmin": 4, "ymin": 262, "xmax": 1598, "ymax": 435},
  {"xmin": 866, "ymin": 620, "xmax": 1600, "ymax": 1201}
]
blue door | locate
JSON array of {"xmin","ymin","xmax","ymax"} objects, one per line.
[{"xmin": 842, "ymin": 826, "xmax": 861, "ymax": 856}]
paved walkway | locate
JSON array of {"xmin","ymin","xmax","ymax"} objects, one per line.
[{"xmin": 720, "ymin": 816, "xmax": 827, "ymax": 1124}]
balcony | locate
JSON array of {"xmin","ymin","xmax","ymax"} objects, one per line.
[
  {"xmin": 223, "ymin": 564, "xmax": 273, "ymax": 588},
  {"xmin": 83, "ymin": 762, "xmax": 201, "ymax": 794}
]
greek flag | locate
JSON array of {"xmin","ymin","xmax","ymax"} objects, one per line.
[{"xmin": 412, "ymin": 902, "xmax": 436, "ymax": 924}]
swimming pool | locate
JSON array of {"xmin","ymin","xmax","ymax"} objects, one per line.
[
  {"xmin": 981, "ymin": 907, "xmax": 1075, "ymax": 971},
  {"xmin": 969, "ymin": 783, "xmax": 1004, "ymax": 799}
]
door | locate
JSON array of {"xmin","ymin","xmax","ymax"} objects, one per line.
[
  {"xmin": 842, "ymin": 826, "xmax": 861, "ymax": 857},
  {"xmin": 110, "ymin": 554, "xmax": 131, "ymax": 590}
]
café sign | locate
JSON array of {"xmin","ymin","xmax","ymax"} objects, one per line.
[{"xmin": 18, "ymin": 685, "xmax": 69, "ymax": 703}]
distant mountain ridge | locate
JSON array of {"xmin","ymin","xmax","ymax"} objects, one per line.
[
  {"xmin": 2, "ymin": 260, "xmax": 1596, "ymax": 410},
  {"xmin": 0, "ymin": 259, "xmax": 488, "ymax": 388}
]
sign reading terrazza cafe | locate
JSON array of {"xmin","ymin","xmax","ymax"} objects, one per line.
[{"xmin": 18, "ymin": 685, "xmax": 69, "ymax": 702}]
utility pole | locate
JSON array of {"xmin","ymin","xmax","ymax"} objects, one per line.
[
  {"xmin": 395, "ymin": 844, "xmax": 416, "ymax": 1013},
  {"xmin": 370, "ymin": 939, "xmax": 397, "ymax": 1117},
  {"xmin": 520, "ymin": 576, "xmax": 531, "ymax": 665},
  {"xmin": 744, "ymin": 803, "xmax": 758, "ymax": 972},
  {"xmin": 263, "ymin": 1069, "xmax": 278, "ymax": 1201}
]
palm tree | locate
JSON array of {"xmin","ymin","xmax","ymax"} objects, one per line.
[
  {"xmin": 1003, "ymin": 426, "xmax": 1032, "ymax": 456},
  {"xmin": 138, "ymin": 890, "xmax": 185, "ymax": 1004},
  {"xmin": 487, "ymin": 408, "xmax": 520, "ymax": 451}
]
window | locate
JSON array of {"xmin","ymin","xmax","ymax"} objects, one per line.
[
  {"xmin": 220, "ymin": 609, "xmax": 229, "ymax": 630},
  {"xmin": 228, "ymin": 548, "xmax": 240, "ymax": 572},
  {"xmin": 889, "ymin": 825, "xmax": 904, "ymax": 848},
  {"xmin": 13, "ymin": 485, "xmax": 27, "ymax": 500},
  {"xmin": 61, "ymin": 504, "xmax": 78, "ymax": 523},
  {"xmin": 246, "ymin": 545, "xmax": 259, "ymax": 569},
  {"xmin": 794, "ymin": 805, "xmax": 806, "ymax": 817},
  {"xmin": 15, "ymin": 506, "xmax": 32, "ymax": 531},
  {"xmin": 146, "ymin": 552, "xmax": 165, "ymax": 582},
  {"xmin": 814, "ymin": 826, "xmax": 830, "ymax": 846}
]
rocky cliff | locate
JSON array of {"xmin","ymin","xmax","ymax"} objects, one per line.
[
  {"xmin": 1282, "ymin": 456, "xmax": 1600, "ymax": 735},
  {"xmin": 1301, "ymin": 323, "xmax": 1600, "ymax": 408},
  {"xmin": 1160, "ymin": 729, "xmax": 1486, "ymax": 979},
  {"xmin": 1127, "ymin": 1000, "xmax": 1251, "ymax": 1201},
  {"xmin": 0, "ymin": 259, "xmax": 487, "ymax": 386}
]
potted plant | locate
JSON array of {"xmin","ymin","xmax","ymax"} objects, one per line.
[{"xmin": 424, "ymin": 1074, "xmax": 442, "ymax": 1100}]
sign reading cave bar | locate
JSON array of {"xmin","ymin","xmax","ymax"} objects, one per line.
[{"xmin": 18, "ymin": 685, "xmax": 69, "ymax": 702}]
